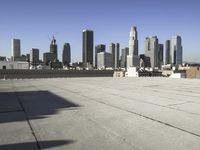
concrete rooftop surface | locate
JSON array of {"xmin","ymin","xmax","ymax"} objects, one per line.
[{"xmin": 0, "ymin": 77, "xmax": 200, "ymax": 150}]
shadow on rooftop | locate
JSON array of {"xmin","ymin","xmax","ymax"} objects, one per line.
[
  {"xmin": 0, "ymin": 90, "xmax": 80, "ymax": 123},
  {"xmin": 0, "ymin": 140, "xmax": 75, "ymax": 150}
]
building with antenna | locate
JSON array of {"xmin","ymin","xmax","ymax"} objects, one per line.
[{"xmin": 50, "ymin": 36, "xmax": 58, "ymax": 61}]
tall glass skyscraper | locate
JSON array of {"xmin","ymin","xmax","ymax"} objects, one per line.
[
  {"xmin": 11, "ymin": 39, "xmax": 21, "ymax": 61},
  {"xmin": 82, "ymin": 30, "xmax": 94, "ymax": 67},
  {"xmin": 165, "ymin": 40, "xmax": 170, "ymax": 65},
  {"xmin": 170, "ymin": 36, "xmax": 182, "ymax": 65},
  {"xmin": 115, "ymin": 43, "xmax": 120, "ymax": 68},
  {"xmin": 62, "ymin": 43, "xmax": 71, "ymax": 66},
  {"xmin": 165, "ymin": 36, "xmax": 183, "ymax": 65}
]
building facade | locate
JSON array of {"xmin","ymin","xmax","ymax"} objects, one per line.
[
  {"xmin": 170, "ymin": 36, "xmax": 183, "ymax": 65},
  {"xmin": 82, "ymin": 30, "xmax": 94, "ymax": 67},
  {"xmin": 158, "ymin": 44, "xmax": 164, "ymax": 69},
  {"xmin": 0, "ymin": 56, "xmax": 6, "ymax": 61},
  {"xmin": 97, "ymin": 52, "xmax": 113, "ymax": 69},
  {"xmin": 129, "ymin": 26, "xmax": 138, "ymax": 56},
  {"xmin": 95, "ymin": 44, "xmax": 106, "ymax": 68},
  {"xmin": 43, "ymin": 52, "xmax": 56, "ymax": 65},
  {"xmin": 62, "ymin": 43, "xmax": 71, "ymax": 66},
  {"xmin": 12, "ymin": 39, "xmax": 21, "ymax": 61},
  {"xmin": 165, "ymin": 40, "xmax": 170, "ymax": 65},
  {"xmin": 109, "ymin": 43, "xmax": 115, "ymax": 67},
  {"xmin": 115, "ymin": 43, "xmax": 120, "ymax": 68},
  {"xmin": 50, "ymin": 36, "xmax": 58, "ymax": 60},
  {"xmin": 109, "ymin": 43, "xmax": 119, "ymax": 69},
  {"xmin": 0, "ymin": 61, "xmax": 29, "ymax": 69},
  {"xmin": 120, "ymin": 47, "xmax": 129, "ymax": 68},
  {"xmin": 127, "ymin": 26, "xmax": 139, "ymax": 68},
  {"xmin": 145, "ymin": 36, "xmax": 159, "ymax": 68},
  {"xmin": 30, "ymin": 48, "xmax": 39, "ymax": 65}
]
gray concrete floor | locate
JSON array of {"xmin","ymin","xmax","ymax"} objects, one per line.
[{"xmin": 0, "ymin": 77, "xmax": 200, "ymax": 150}]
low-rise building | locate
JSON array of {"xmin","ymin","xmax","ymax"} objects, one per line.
[
  {"xmin": 97, "ymin": 52, "xmax": 113, "ymax": 69},
  {"xmin": 186, "ymin": 67, "xmax": 200, "ymax": 79},
  {"xmin": 0, "ymin": 61, "xmax": 29, "ymax": 69}
]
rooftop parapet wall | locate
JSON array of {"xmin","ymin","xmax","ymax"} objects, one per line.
[{"xmin": 0, "ymin": 70, "xmax": 114, "ymax": 79}]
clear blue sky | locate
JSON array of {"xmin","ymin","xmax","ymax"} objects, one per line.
[{"xmin": 0, "ymin": 0, "xmax": 200, "ymax": 63}]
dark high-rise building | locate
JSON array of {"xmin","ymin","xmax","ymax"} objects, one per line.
[
  {"xmin": 62, "ymin": 43, "xmax": 71, "ymax": 66},
  {"xmin": 50, "ymin": 36, "xmax": 58, "ymax": 60},
  {"xmin": 115, "ymin": 43, "xmax": 120, "ymax": 68},
  {"xmin": 158, "ymin": 44, "xmax": 164, "ymax": 69},
  {"xmin": 95, "ymin": 44, "xmax": 106, "ymax": 68},
  {"xmin": 165, "ymin": 36, "xmax": 183, "ymax": 66},
  {"xmin": 109, "ymin": 43, "xmax": 115, "ymax": 68},
  {"xmin": 82, "ymin": 30, "xmax": 94, "ymax": 67},
  {"xmin": 165, "ymin": 40, "xmax": 170, "ymax": 65},
  {"xmin": 12, "ymin": 39, "xmax": 21, "ymax": 61},
  {"xmin": 43, "ymin": 52, "xmax": 56, "ymax": 65},
  {"xmin": 0, "ymin": 56, "xmax": 6, "ymax": 61},
  {"xmin": 109, "ymin": 43, "xmax": 120, "ymax": 68},
  {"xmin": 120, "ymin": 47, "xmax": 129, "ymax": 68},
  {"xmin": 170, "ymin": 36, "xmax": 183, "ymax": 65},
  {"xmin": 30, "ymin": 48, "xmax": 39, "ymax": 65}
]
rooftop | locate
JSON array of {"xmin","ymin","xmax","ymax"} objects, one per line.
[{"xmin": 0, "ymin": 77, "xmax": 200, "ymax": 150}]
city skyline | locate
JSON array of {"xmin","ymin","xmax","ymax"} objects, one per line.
[{"xmin": 0, "ymin": 0, "xmax": 200, "ymax": 63}]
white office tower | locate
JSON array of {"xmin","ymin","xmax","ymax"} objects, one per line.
[
  {"xmin": 127, "ymin": 26, "xmax": 139, "ymax": 68},
  {"xmin": 170, "ymin": 36, "xmax": 182, "ymax": 65},
  {"xmin": 11, "ymin": 39, "xmax": 21, "ymax": 61},
  {"xmin": 129, "ymin": 26, "xmax": 138, "ymax": 55},
  {"xmin": 97, "ymin": 52, "xmax": 113, "ymax": 69}
]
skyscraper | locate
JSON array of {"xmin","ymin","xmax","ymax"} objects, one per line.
[
  {"xmin": 62, "ymin": 43, "xmax": 71, "ymax": 66},
  {"xmin": 145, "ymin": 36, "xmax": 159, "ymax": 68},
  {"xmin": 115, "ymin": 43, "xmax": 120, "ymax": 68},
  {"xmin": 158, "ymin": 44, "xmax": 164, "ymax": 69},
  {"xmin": 95, "ymin": 44, "xmax": 106, "ymax": 68},
  {"xmin": 120, "ymin": 47, "xmax": 129, "ymax": 68},
  {"xmin": 82, "ymin": 30, "xmax": 94, "ymax": 67},
  {"xmin": 12, "ymin": 39, "xmax": 21, "ymax": 61},
  {"xmin": 30, "ymin": 48, "xmax": 39, "ymax": 65},
  {"xmin": 127, "ymin": 26, "xmax": 140, "ymax": 68},
  {"xmin": 109, "ymin": 43, "xmax": 120, "ymax": 68},
  {"xmin": 50, "ymin": 36, "xmax": 58, "ymax": 61},
  {"xmin": 129, "ymin": 26, "xmax": 138, "ymax": 56},
  {"xmin": 165, "ymin": 40, "xmax": 170, "ymax": 65},
  {"xmin": 109, "ymin": 43, "xmax": 115, "ymax": 68},
  {"xmin": 170, "ymin": 36, "xmax": 182, "ymax": 65}
]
